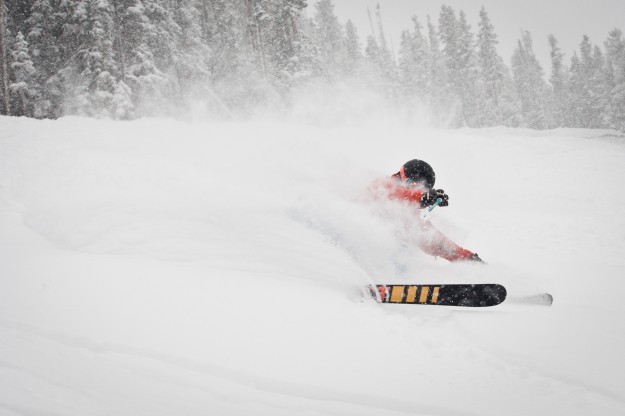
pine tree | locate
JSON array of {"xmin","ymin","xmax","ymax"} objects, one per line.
[
  {"xmin": 143, "ymin": 0, "xmax": 180, "ymax": 74},
  {"xmin": 266, "ymin": 0, "xmax": 317, "ymax": 88},
  {"xmin": 374, "ymin": 3, "xmax": 391, "ymax": 65},
  {"xmin": 362, "ymin": 4, "xmax": 398, "ymax": 101},
  {"xmin": 242, "ymin": 0, "xmax": 313, "ymax": 91},
  {"xmin": 604, "ymin": 29, "xmax": 625, "ymax": 130},
  {"xmin": 437, "ymin": 6, "xmax": 481, "ymax": 126},
  {"xmin": 313, "ymin": 0, "xmax": 344, "ymax": 77},
  {"xmin": 113, "ymin": 0, "xmax": 172, "ymax": 116},
  {"xmin": 69, "ymin": 0, "xmax": 118, "ymax": 117},
  {"xmin": 244, "ymin": 0, "xmax": 270, "ymax": 82},
  {"xmin": 477, "ymin": 6, "xmax": 507, "ymax": 126},
  {"xmin": 455, "ymin": 10, "xmax": 480, "ymax": 126},
  {"xmin": 397, "ymin": 16, "xmax": 430, "ymax": 103},
  {"xmin": 568, "ymin": 35, "xmax": 608, "ymax": 128},
  {"xmin": 205, "ymin": 0, "xmax": 240, "ymax": 82},
  {"xmin": 437, "ymin": 5, "xmax": 463, "ymax": 125},
  {"xmin": 566, "ymin": 52, "xmax": 583, "ymax": 126},
  {"xmin": 197, "ymin": 1, "xmax": 260, "ymax": 113},
  {"xmin": 0, "ymin": 0, "xmax": 10, "ymax": 115},
  {"xmin": 6, "ymin": 0, "xmax": 32, "ymax": 35},
  {"xmin": 9, "ymin": 31, "xmax": 37, "ymax": 116},
  {"xmin": 426, "ymin": 14, "xmax": 454, "ymax": 126},
  {"xmin": 590, "ymin": 45, "xmax": 609, "ymax": 127},
  {"xmin": 343, "ymin": 19, "xmax": 362, "ymax": 74},
  {"xmin": 27, "ymin": 0, "xmax": 70, "ymax": 118},
  {"xmin": 511, "ymin": 31, "xmax": 551, "ymax": 129},
  {"xmin": 365, "ymin": 34, "xmax": 379, "ymax": 64},
  {"xmin": 578, "ymin": 35, "xmax": 598, "ymax": 127},
  {"xmin": 111, "ymin": 78, "xmax": 134, "ymax": 118},
  {"xmin": 438, "ymin": 5, "xmax": 458, "ymax": 67},
  {"xmin": 548, "ymin": 34, "xmax": 568, "ymax": 126},
  {"xmin": 171, "ymin": 0, "xmax": 210, "ymax": 103},
  {"xmin": 363, "ymin": 5, "xmax": 395, "ymax": 80}
]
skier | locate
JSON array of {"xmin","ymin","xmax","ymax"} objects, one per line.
[{"xmin": 371, "ymin": 159, "xmax": 483, "ymax": 263}]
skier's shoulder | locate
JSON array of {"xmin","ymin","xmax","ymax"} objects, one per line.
[{"xmin": 369, "ymin": 174, "xmax": 424, "ymax": 203}]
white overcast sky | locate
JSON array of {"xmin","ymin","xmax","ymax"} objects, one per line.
[{"xmin": 310, "ymin": 0, "xmax": 625, "ymax": 70}]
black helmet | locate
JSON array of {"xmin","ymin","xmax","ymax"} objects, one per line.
[{"xmin": 400, "ymin": 159, "xmax": 435, "ymax": 189}]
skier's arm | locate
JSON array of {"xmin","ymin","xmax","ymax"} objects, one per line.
[
  {"xmin": 391, "ymin": 186, "xmax": 449, "ymax": 208},
  {"xmin": 389, "ymin": 186, "xmax": 426, "ymax": 206}
]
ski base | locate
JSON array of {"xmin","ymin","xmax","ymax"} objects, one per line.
[{"xmin": 369, "ymin": 284, "xmax": 507, "ymax": 307}]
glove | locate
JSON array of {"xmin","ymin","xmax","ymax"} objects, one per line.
[{"xmin": 420, "ymin": 189, "xmax": 449, "ymax": 208}]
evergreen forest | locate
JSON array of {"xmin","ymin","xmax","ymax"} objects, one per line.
[{"xmin": 1, "ymin": 0, "xmax": 624, "ymax": 130}]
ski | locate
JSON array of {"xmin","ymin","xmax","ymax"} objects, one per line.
[{"xmin": 368, "ymin": 284, "xmax": 507, "ymax": 307}]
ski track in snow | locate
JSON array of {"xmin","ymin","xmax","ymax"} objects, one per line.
[{"xmin": 1, "ymin": 116, "xmax": 625, "ymax": 415}]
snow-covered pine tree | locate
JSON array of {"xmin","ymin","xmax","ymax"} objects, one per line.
[
  {"xmin": 244, "ymin": 0, "xmax": 270, "ymax": 82},
  {"xmin": 374, "ymin": 3, "xmax": 390, "ymax": 64},
  {"xmin": 260, "ymin": 0, "xmax": 318, "ymax": 90},
  {"xmin": 285, "ymin": 0, "xmax": 315, "ymax": 81},
  {"xmin": 67, "ymin": 0, "xmax": 119, "ymax": 117},
  {"xmin": 511, "ymin": 31, "xmax": 551, "ymax": 129},
  {"xmin": 455, "ymin": 10, "xmax": 480, "ymax": 126},
  {"xmin": 360, "ymin": 4, "xmax": 398, "ymax": 102},
  {"xmin": 364, "ymin": 34, "xmax": 379, "ymax": 65},
  {"xmin": 375, "ymin": 3, "xmax": 397, "ymax": 82},
  {"xmin": 196, "ymin": 0, "xmax": 259, "ymax": 113},
  {"xmin": 437, "ymin": 5, "xmax": 463, "ymax": 126},
  {"xmin": 9, "ymin": 31, "xmax": 37, "ymax": 116},
  {"xmin": 579, "ymin": 36, "xmax": 595, "ymax": 127},
  {"xmin": 0, "ymin": 0, "xmax": 10, "ymax": 115},
  {"xmin": 313, "ymin": 0, "xmax": 344, "ymax": 78},
  {"xmin": 548, "ymin": 34, "xmax": 568, "ymax": 127},
  {"xmin": 604, "ymin": 29, "xmax": 625, "ymax": 130},
  {"xmin": 477, "ymin": 6, "xmax": 507, "ymax": 126},
  {"xmin": 438, "ymin": 5, "xmax": 458, "ymax": 67},
  {"xmin": 363, "ymin": 5, "xmax": 394, "ymax": 84},
  {"xmin": 203, "ymin": 0, "xmax": 239, "ymax": 82},
  {"xmin": 142, "ymin": 0, "xmax": 179, "ymax": 73},
  {"xmin": 26, "ymin": 0, "xmax": 70, "ymax": 118},
  {"xmin": 438, "ymin": 6, "xmax": 482, "ymax": 126},
  {"xmin": 578, "ymin": 35, "xmax": 595, "ymax": 123},
  {"xmin": 566, "ymin": 52, "xmax": 583, "ymax": 126},
  {"xmin": 113, "ymin": 0, "xmax": 175, "ymax": 117},
  {"xmin": 568, "ymin": 35, "xmax": 608, "ymax": 128},
  {"xmin": 590, "ymin": 45, "xmax": 610, "ymax": 128},
  {"xmin": 425, "ymin": 14, "xmax": 455, "ymax": 126},
  {"xmin": 111, "ymin": 78, "xmax": 134, "ymax": 118},
  {"xmin": 343, "ymin": 20, "xmax": 362, "ymax": 74},
  {"xmin": 397, "ymin": 16, "xmax": 430, "ymax": 105},
  {"xmin": 6, "ymin": 0, "xmax": 32, "ymax": 33},
  {"xmin": 170, "ymin": 0, "xmax": 211, "ymax": 105}
]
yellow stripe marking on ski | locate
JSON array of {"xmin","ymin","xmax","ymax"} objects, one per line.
[
  {"xmin": 420, "ymin": 286, "xmax": 430, "ymax": 303},
  {"xmin": 390, "ymin": 286, "xmax": 405, "ymax": 303},
  {"xmin": 406, "ymin": 286, "xmax": 418, "ymax": 303},
  {"xmin": 432, "ymin": 287, "xmax": 440, "ymax": 303}
]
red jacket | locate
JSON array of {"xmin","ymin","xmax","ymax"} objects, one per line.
[{"xmin": 370, "ymin": 172, "xmax": 426, "ymax": 208}]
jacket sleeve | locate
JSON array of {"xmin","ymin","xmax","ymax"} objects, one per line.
[
  {"xmin": 388, "ymin": 184, "xmax": 425, "ymax": 206},
  {"xmin": 371, "ymin": 177, "xmax": 425, "ymax": 207}
]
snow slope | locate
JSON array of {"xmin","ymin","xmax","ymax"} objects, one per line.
[{"xmin": 1, "ymin": 115, "xmax": 624, "ymax": 415}]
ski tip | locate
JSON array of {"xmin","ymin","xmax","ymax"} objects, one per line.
[{"xmin": 510, "ymin": 293, "xmax": 553, "ymax": 307}]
